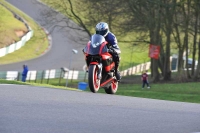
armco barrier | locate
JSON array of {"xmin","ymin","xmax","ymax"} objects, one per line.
[{"xmin": 0, "ymin": 2, "xmax": 34, "ymax": 58}]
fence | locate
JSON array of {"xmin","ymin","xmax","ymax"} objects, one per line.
[
  {"xmin": 0, "ymin": 69, "xmax": 88, "ymax": 86},
  {"xmin": 0, "ymin": 62, "xmax": 151, "ymax": 86},
  {"xmin": 120, "ymin": 62, "xmax": 151, "ymax": 76}
]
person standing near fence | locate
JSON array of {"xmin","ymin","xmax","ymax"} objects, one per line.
[
  {"xmin": 22, "ymin": 64, "xmax": 28, "ymax": 82},
  {"xmin": 141, "ymin": 70, "xmax": 150, "ymax": 89}
]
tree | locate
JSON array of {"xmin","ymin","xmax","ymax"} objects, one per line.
[
  {"xmin": 125, "ymin": 0, "xmax": 162, "ymax": 82},
  {"xmin": 161, "ymin": 0, "xmax": 177, "ymax": 80},
  {"xmin": 37, "ymin": 0, "xmax": 93, "ymax": 45},
  {"xmin": 191, "ymin": 0, "xmax": 200, "ymax": 77}
]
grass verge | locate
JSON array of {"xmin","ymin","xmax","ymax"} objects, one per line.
[
  {"xmin": 0, "ymin": 79, "xmax": 77, "ymax": 91},
  {"xmin": 0, "ymin": 0, "xmax": 48, "ymax": 65},
  {"xmin": 1, "ymin": 78, "xmax": 200, "ymax": 104},
  {"xmin": 115, "ymin": 83, "xmax": 200, "ymax": 103},
  {"xmin": 0, "ymin": 4, "xmax": 27, "ymax": 47}
]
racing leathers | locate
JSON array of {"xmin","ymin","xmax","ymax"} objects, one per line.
[{"xmin": 105, "ymin": 32, "xmax": 121, "ymax": 81}]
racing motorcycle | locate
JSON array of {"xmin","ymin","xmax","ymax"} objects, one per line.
[{"xmin": 83, "ymin": 34, "xmax": 118, "ymax": 94}]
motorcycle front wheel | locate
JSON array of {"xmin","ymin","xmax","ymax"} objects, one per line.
[{"xmin": 88, "ymin": 64, "xmax": 100, "ymax": 93}]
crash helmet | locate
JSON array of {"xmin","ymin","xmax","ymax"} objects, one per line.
[{"xmin": 95, "ymin": 22, "xmax": 109, "ymax": 37}]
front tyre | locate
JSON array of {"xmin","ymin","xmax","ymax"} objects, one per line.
[
  {"xmin": 88, "ymin": 65, "xmax": 100, "ymax": 93},
  {"xmin": 104, "ymin": 80, "xmax": 118, "ymax": 94}
]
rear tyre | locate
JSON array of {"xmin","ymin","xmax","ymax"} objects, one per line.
[
  {"xmin": 104, "ymin": 80, "xmax": 118, "ymax": 94},
  {"xmin": 88, "ymin": 65, "xmax": 100, "ymax": 93}
]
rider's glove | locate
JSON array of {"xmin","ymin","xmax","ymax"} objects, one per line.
[{"xmin": 108, "ymin": 48, "xmax": 115, "ymax": 53}]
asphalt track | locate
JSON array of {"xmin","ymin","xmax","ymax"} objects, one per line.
[
  {"xmin": 1, "ymin": 84, "xmax": 200, "ymax": 133},
  {"xmin": 0, "ymin": 0, "xmax": 87, "ymax": 71}
]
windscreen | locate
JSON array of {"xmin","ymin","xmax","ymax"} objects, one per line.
[{"xmin": 83, "ymin": 34, "xmax": 108, "ymax": 55}]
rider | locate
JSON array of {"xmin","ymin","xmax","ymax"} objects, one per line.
[{"xmin": 95, "ymin": 22, "xmax": 121, "ymax": 81}]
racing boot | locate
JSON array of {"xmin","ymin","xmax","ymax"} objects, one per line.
[
  {"xmin": 115, "ymin": 69, "xmax": 121, "ymax": 82},
  {"xmin": 113, "ymin": 53, "xmax": 121, "ymax": 81}
]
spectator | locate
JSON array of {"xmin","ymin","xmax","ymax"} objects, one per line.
[
  {"xmin": 141, "ymin": 70, "xmax": 150, "ymax": 89},
  {"xmin": 22, "ymin": 64, "xmax": 28, "ymax": 82}
]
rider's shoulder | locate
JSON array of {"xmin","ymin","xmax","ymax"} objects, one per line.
[
  {"xmin": 107, "ymin": 32, "xmax": 116, "ymax": 37},
  {"xmin": 106, "ymin": 32, "xmax": 117, "ymax": 41}
]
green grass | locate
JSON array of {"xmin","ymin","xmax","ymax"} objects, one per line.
[
  {"xmin": 0, "ymin": 0, "xmax": 48, "ymax": 64},
  {"xmin": 0, "ymin": 79, "xmax": 78, "ymax": 91},
  {"xmin": 1, "ymin": 77, "xmax": 199, "ymax": 103},
  {"xmin": 123, "ymin": 83, "xmax": 199, "ymax": 102},
  {"xmin": 89, "ymin": 82, "xmax": 200, "ymax": 103},
  {"xmin": 0, "ymin": 4, "xmax": 27, "ymax": 47}
]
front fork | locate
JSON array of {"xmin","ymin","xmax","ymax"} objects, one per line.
[{"xmin": 97, "ymin": 63, "xmax": 102, "ymax": 80}]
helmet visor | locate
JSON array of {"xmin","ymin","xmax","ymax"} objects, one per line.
[{"xmin": 96, "ymin": 29, "xmax": 108, "ymax": 36}]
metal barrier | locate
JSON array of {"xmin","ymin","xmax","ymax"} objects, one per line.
[
  {"xmin": 0, "ymin": 62, "xmax": 150, "ymax": 84},
  {"xmin": 0, "ymin": 69, "xmax": 88, "ymax": 86}
]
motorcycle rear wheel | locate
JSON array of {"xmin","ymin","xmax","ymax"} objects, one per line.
[
  {"xmin": 88, "ymin": 65, "xmax": 100, "ymax": 93},
  {"xmin": 104, "ymin": 80, "xmax": 118, "ymax": 94}
]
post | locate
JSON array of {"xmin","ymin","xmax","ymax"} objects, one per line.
[
  {"xmin": 47, "ymin": 70, "xmax": 51, "ymax": 84},
  {"xmin": 29, "ymin": 72, "xmax": 31, "ymax": 82},
  {"xmin": 66, "ymin": 49, "xmax": 78, "ymax": 87},
  {"xmin": 35, "ymin": 71, "xmax": 37, "ymax": 83},
  {"xmin": 66, "ymin": 56, "xmax": 72, "ymax": 87},
  {"xmin": 17, "ymin": 72, "xmax": 20, "ymax": 81},
  {"xmin": 84, "ymin": 71, "xmax": 87, "ymax": 82},
  {"xmin": 71, "ymin": 68, "xmax": 74, "ymax": 83},
  {"xmin": 59, "ymin": 69, "xmax": 63, "ymax": 86},
  {"xmin": 41, "ymin": 70, "xmax": 44, "ymax": 84}
]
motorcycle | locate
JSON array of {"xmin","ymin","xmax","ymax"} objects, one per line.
[{"xmin": 83, "ymin": 34, "xmax": 118, "ymax": 94}]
